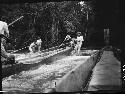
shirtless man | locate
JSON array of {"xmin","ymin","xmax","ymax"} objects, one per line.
[{"xmin": 0, "ymin": 21, "xmax": 15, "ymax": 64}]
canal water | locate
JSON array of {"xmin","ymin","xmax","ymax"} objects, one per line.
[{"xmin": 2, "ymin": 55, "xmax": 90, "ymax": 93}]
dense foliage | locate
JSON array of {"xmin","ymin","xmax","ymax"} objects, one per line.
[{"xmin": 0, "ymin": 1, "xmax": 95, "ymax": 50}]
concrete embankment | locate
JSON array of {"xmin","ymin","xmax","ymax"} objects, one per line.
[
  {"xmin": 45, "ymin": 51, "xmax": 99, "ymax": 92},
  {"xmin": 46, "ymin": 47, "xmax": 121, "ymax": 92}
]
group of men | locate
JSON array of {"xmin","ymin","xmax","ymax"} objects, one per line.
[
  {"xmin": 29, "ymin": 32, "xmax": 84, "ymax": 55},
  {"xmin": 1, "ymin": 19, "xmax": 83, "ymax": 65},
  {"xmin": 29, "ymin": 31, "xmax": 84, "ymax": 55},
  {"xmin": 63, "ymin": 32, "xmax": 84, "ymax": 55}
]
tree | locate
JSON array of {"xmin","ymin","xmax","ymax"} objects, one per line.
[
  {"xmin": 79, "ymin": 1, "xmax": 95, "ymax": 46},
  {"xmin": 1, "ymin": 1, "xmax": 95, "ymax": 50}
]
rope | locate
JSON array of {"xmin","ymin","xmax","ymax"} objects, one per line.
[
  {"xmin": 10, "ymin": 46, "xmax": 29, "ymax": 53},
  {"xmin": 10, "ymin": 33, "xmax": 67, "ymax": 54},
  {"xmin": 10, "ymin": 40, "xmax": 64, "ymax": 54},
  {"xmin": 10, "ymin": 40, "xmax": 67, "ymax": 54},
  {"xmin": 10, "ymin": 35, "xmax": 34, "ymax": 54},
  {"xmin": 11, "ymin": 32, "xmax": 36, "ymax": 54}
]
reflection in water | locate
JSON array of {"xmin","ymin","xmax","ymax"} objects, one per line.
[{"xmin": 2, "ymin": 56, "xmax": 90, "ymax": 93}]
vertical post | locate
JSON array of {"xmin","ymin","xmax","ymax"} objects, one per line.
[
  {"xmin": 85, "ymin": 11, "xmax": 88, "ymax": 45},
  {"xmin": 86, "ymin": 11, "xmax": 89, "ymax": 34},
  {"xmin": 104, "ymin": 29, "xmax": 110, "ymax": 46},
  {"xmin": 87, "ymin": 11, "xmax": 89, "ymax": 21}
]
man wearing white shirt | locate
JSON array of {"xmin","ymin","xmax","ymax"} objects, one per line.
[
  {"xmin": 36, "ymin": 38, "xmax": 42, "ymax": 52},
  {"xmin": 76, "ymin": 32, "xmax": 84, "ymax": 55}
]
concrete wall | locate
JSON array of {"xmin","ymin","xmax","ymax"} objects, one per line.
[{"xmin": 46, "ymin": 51, "xmax": 99, "ymax": 92}]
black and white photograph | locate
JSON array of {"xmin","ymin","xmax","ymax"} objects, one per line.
[{"xmin": 1, "ymin": 0, "xmax": 124, "ymax": 93}]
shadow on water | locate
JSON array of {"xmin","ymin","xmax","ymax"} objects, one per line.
[{"xmin": 2, "ymin": 48, "xmax": 72, "ymax": 78}]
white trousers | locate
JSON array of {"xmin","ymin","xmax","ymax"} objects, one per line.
[
  {"xmin": 76, "ymin": 41, "xmax": 82, "ymax": 54},
  {"xmin": 37, "ymin": 43, "xmax": 41, "ymax": 52}
]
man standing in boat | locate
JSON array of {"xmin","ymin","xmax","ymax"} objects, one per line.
[{"xmin": 0, "ymin": 21, "xmax": 15, "ymax": 64}]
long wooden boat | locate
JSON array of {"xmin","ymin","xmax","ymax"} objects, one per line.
[{"xmin": 45, "ymin": 46, "xmax": 122, "ymax": 93}]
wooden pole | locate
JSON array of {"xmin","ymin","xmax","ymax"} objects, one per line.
[{"xmin": 8, "ymin": 16, "xmax": 24, "ymax": 26}]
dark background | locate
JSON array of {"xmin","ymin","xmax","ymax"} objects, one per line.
[
  {"xmin": 95, "ymin": 0, "xmax": 124, "ymax": 48},
  {"xmin": 95, "ymin": 0, "xmax": 125, "ymax": 89}
]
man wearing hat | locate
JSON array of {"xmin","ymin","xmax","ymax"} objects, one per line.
[{"xmin": 0, "ymin": 21, "xmax": 15, "ymax": 64}]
